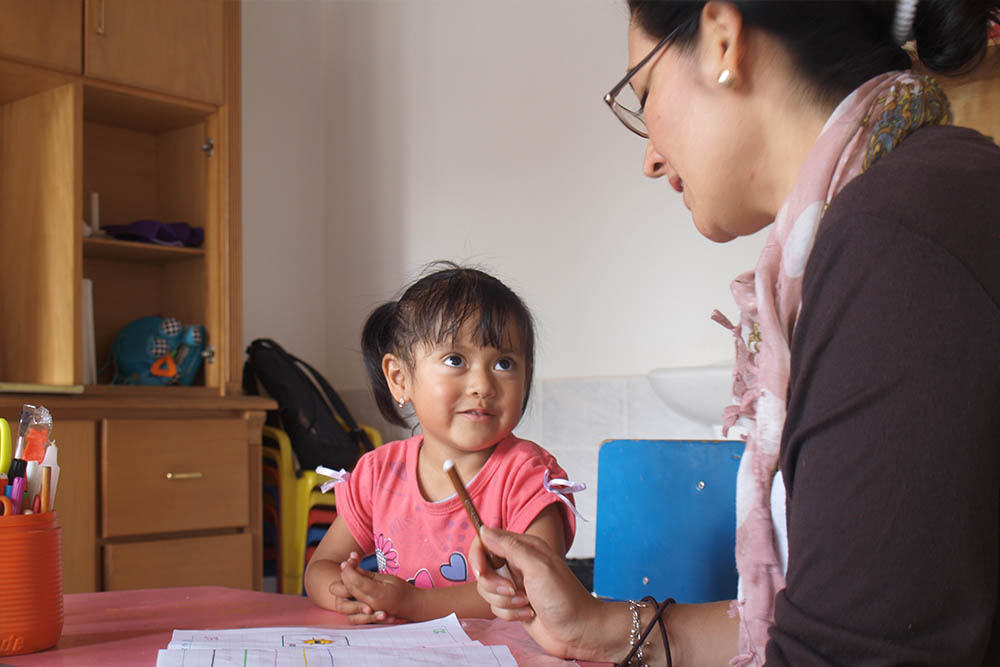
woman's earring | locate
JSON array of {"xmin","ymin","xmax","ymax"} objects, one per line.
[
  {"xmin": 397, "ymin": 398, "xmax": 406, "ymax": 408},
  {"xmin": 718, "ymin": 69, "xmax": 734, "ymax": 87}
]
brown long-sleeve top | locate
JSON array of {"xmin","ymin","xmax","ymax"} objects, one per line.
[{"xmin": 766, "ymin": 126, "xmax": 1000, "ymax": 665}]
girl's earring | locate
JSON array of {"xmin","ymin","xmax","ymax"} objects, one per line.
[
  {"xmin": 397, "ymin": 398, "xmax": 406, "ymax": 408},
  {"xmin": 718, "ymin": 69, "xmax": 735, "ymax": 87}
]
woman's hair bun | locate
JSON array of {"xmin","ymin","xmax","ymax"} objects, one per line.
[{"xmin": 913, "ymin": 0, "xmax": 999, "ymax": 74}]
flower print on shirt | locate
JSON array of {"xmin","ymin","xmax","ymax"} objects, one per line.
[{"xmin": 374, "ymin": 533, "xmax": 399, "ymax": 574}]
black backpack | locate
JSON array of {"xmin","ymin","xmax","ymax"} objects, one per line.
[{"xmin": 242, "ymin": 338, "xmax": 374, "ymax": 471}]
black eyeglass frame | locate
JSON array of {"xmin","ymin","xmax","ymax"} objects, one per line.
[{"xmin": 603, "ymin": 26, "xmax": 681, "ymax": 139}]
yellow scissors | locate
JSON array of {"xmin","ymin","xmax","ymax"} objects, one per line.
[{"xmin": 0, "ymin": 417, "xmax": 11, "ymax": 477}]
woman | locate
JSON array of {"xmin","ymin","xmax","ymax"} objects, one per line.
[{"xmin": 471, "ymin": 1, "xmax": 1000, "ymax": 665}]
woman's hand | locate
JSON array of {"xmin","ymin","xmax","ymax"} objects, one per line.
[{"xmin": 470, "ymin": 526, "xmax": 605, "ymax": 659}]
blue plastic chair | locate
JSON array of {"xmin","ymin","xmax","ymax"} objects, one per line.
[{"xmin": 594, "ymin": 439, "xmax": 745, "ymax": 603}]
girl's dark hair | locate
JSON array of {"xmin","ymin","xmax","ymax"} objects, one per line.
[
  {"xmin": 628, "ymin": 1, "xmax": 999, "ymax": 108},
  {"xmin": 361, "ymin": 262, "xmax": 536, "ymax": 428}
]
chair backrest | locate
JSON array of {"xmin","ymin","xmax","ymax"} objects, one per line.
[{"xmin": 594, "ymin": 439, "xmax": 744, "ymax": 603}]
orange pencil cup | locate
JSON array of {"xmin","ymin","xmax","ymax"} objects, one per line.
[{"xmin": 0, "ymin": 511, "xmax": 63, "ymax": 656}]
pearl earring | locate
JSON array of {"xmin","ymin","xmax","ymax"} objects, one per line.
[
  {"xmin": 718, "ymin": 69, "xmax": 734, "ymax": 87},
  {"xmin": 397, "ymin": 398, "xmax": 405, "ymax": 408}
]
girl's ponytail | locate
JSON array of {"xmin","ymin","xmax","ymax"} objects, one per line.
[
  {"xmin": 361, "ymin": 301, "xmax": 409, "ymax": 428},
  {"xmin": 913, "ymin": 1, "xmax": 999, "ymax": 74}
]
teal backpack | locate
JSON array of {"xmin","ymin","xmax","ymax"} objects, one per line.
[{"xmin": 107, "ymin": 316, "xmax": 206, "ymax": 386}]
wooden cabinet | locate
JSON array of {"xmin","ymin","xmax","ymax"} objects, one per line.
[
  {"xmin": 0, "ymin": 0, "xmax": 82, "ymax": 72},
  {"xmin": 0, "ymin": 3, "xmax": 269, "ymax": 593},
  {"xmin": 85, "ymin": 0, "xmax": 224, "ymax": 104},
  {"xmin": 0, "ymin": 398, "xmax": 269, "ymax": 594},
  {"xmin": 0, "ymin": 2, "xmax": 238, "ymax": 393}
]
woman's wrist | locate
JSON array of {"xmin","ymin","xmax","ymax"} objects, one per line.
[
  {"xmin": 614, "ymin": 598, "xmax": 673, "ymax": 666},
  {"xmin": 565, "ymin": 598, "xmax": 653, "ymax": 663}
]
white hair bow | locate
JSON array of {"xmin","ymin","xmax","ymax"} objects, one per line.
[
  {"xmin": 316, "ymin": 465, "xmax": 351, "ymax": 493},
  {"xmin": 543, "ymin": 469, "xmax": 589, "ymax": 522},
  {"xmin": 893, "ymin": 0, "xmax": 919, "ymax": 45}
]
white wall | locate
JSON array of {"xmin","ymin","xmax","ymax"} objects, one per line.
[
  {"xmin": 243, "ymin": 0, "xmax": 331, "ymax": 370},
  {"xmin": 318, "ymin": 0, "xmax": 767, "ymax": 386},
  {"xmin": 244, "ymin": 0, "xmax": 768, "ymax": 558}
]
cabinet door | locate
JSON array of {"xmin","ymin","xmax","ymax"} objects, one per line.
[
  {"xmin": 54, "ymin": 420, "xmax": 100, "ymax": 594},
  {"xmin": 85, "ymin": 0, "xmax": 224, "ymax": 104},
  {"xmin": 0, "ymin": 0, "xmax": 82, "ymax": 72},
  {"xmin": 0, "ymin": 83, "xmax": 81, "ymax": 387},
  {"xmin": 104, "ymin": 532, "xmax": 253, "ymax": 590}
]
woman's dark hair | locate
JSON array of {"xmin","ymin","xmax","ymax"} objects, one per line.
[
  {"xmin": 628, "ymin": 1, "xmax": 999, "ymax": 108},
  {"xmin": 361, "ymin": 262, "xmax": 536, "ymax": 428}
]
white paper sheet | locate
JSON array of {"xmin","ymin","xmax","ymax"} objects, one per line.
[
  {"xmin": 156, "ymin": 614, "xmax": 518, "ymax": 666},
  {"xmin": 155, "ymin": 645, "xmax": 518, "ymax": 666}
]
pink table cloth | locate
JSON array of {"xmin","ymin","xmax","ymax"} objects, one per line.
[{"xmin": 2, "ymin": 586, "xmax": 607, "ymax": 666}]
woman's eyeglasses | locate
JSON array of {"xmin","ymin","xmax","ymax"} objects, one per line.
[{"xmin": 603, "ymin": 27, "xmax": 679, "ymax": 139}]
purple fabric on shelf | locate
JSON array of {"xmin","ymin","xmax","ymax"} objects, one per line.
[
  {"xmin": 101, "ymin": 220, "xmax": 203, "ymax": 248},
  {"xmin": 167, "ymin": 222, "xmax": 204, "ymax": 248}
]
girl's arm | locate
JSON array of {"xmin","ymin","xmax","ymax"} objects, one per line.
[
  {"xmin": 472, "ymin": 525, "xmax": 738, "ymax": 665},
  {"xmin": 304, "ymin": 516, "xmax": 391, "ymax": 622},
  {"xmin": 339, "ymin": 503, "xmax": 568, "ymax": 622}
]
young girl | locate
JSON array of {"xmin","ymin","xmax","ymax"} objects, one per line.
[{"xmin": 304, "ymin": 264, "xmax": 577, "ymax": 623}]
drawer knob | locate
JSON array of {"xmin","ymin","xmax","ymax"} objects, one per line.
[{"xmin": 165, "ymin": 472, "xmax": 204, "ymax": 480}]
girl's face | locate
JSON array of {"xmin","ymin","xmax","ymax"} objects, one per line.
[
  {"xmin": 626, "ymin": 18, "xmax": 773, "ymax": 242},
  {"xmin": 395, "ymin": 321, "xmax": 527, "ymax": 463}
]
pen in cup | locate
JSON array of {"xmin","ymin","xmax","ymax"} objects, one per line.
[
  {"xmin": 41, "ymin": 465, "xmax": 51, "ymax": 513},
  {"xmin": 442, "ymin": 458, "xmax": 512, "ymax": 580},
  {"xmin": 10, "ymin": 475, "xmax": 25, "ymax": 514}
]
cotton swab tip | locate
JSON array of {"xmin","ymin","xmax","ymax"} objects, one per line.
[{"xmin": 442, "ymin": 458, "xmax": 454, "ymax": 472}]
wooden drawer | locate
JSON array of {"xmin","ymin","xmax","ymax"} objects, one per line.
[
  {"xmin": 102, "ymin": 418, "xmax": 249, "ymax": 537},
  {"xmin": 104, "ymin": 532, "xmax": 252, "ymax": 590}
]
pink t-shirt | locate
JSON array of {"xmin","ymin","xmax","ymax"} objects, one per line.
[{"xmin": 334, "ymin": 433, "xmax": 576, "ymax": 589}]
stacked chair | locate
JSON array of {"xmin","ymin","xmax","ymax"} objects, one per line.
[{"xmin": 262, "ymin": 424, "xmax": 382, "ymax": 595}]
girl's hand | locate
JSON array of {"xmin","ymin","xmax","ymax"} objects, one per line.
[
  {"xmin": 319, "ymin": 553, "xmax": 394, "ymax": 623},
  {"xmin": 337, "ymin": 552, "xmax": 410, "ymax": 624},
  {"xmin": 470, "ymin": 526, "xmax": 603, "ymax": 660}
]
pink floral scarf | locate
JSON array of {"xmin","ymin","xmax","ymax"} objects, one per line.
[{"xmin": 712, "ymin": 71, "xmax": 951, "ymax": 666}]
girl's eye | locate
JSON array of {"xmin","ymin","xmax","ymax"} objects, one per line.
[
  {"xmin": 444, "ymin": 355, "xmax": 464, "ymax": 368},
  {"xmin": 494, "ymin": 358, "xmax": 514, "ymax": 371}
]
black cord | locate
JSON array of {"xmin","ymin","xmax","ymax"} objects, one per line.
[{"xmin": 644, "ymin": 596, "xmax": 675, "ymax": 667}]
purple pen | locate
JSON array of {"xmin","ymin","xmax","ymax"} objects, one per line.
[{"xmin": 11, "ymin": 475, "xmax": 25, "ymax": 514}]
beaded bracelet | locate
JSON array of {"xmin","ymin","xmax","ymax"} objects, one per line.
[
  {"xmin": 624, "ymin": 600, "xmax": 649, "ymax": 666},
  {"xmin": 615, "ymin": 596, "xmax": 676, "ymax": 667}
]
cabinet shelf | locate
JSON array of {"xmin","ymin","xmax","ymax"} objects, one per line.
[
  {"xmin": 83, "ymin": 383, "xmax": 219, "ymax": 400},
  {"xmin": 0, "ymin": 58, "xmax": 73, "ymax": 105},
  {"xmin": 84, "ymin": 237, "xmax": 205, "ymax": 263},
  {"xmin": 83, "ymin": 82, "xmax": 214, "ymax": 133}
]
